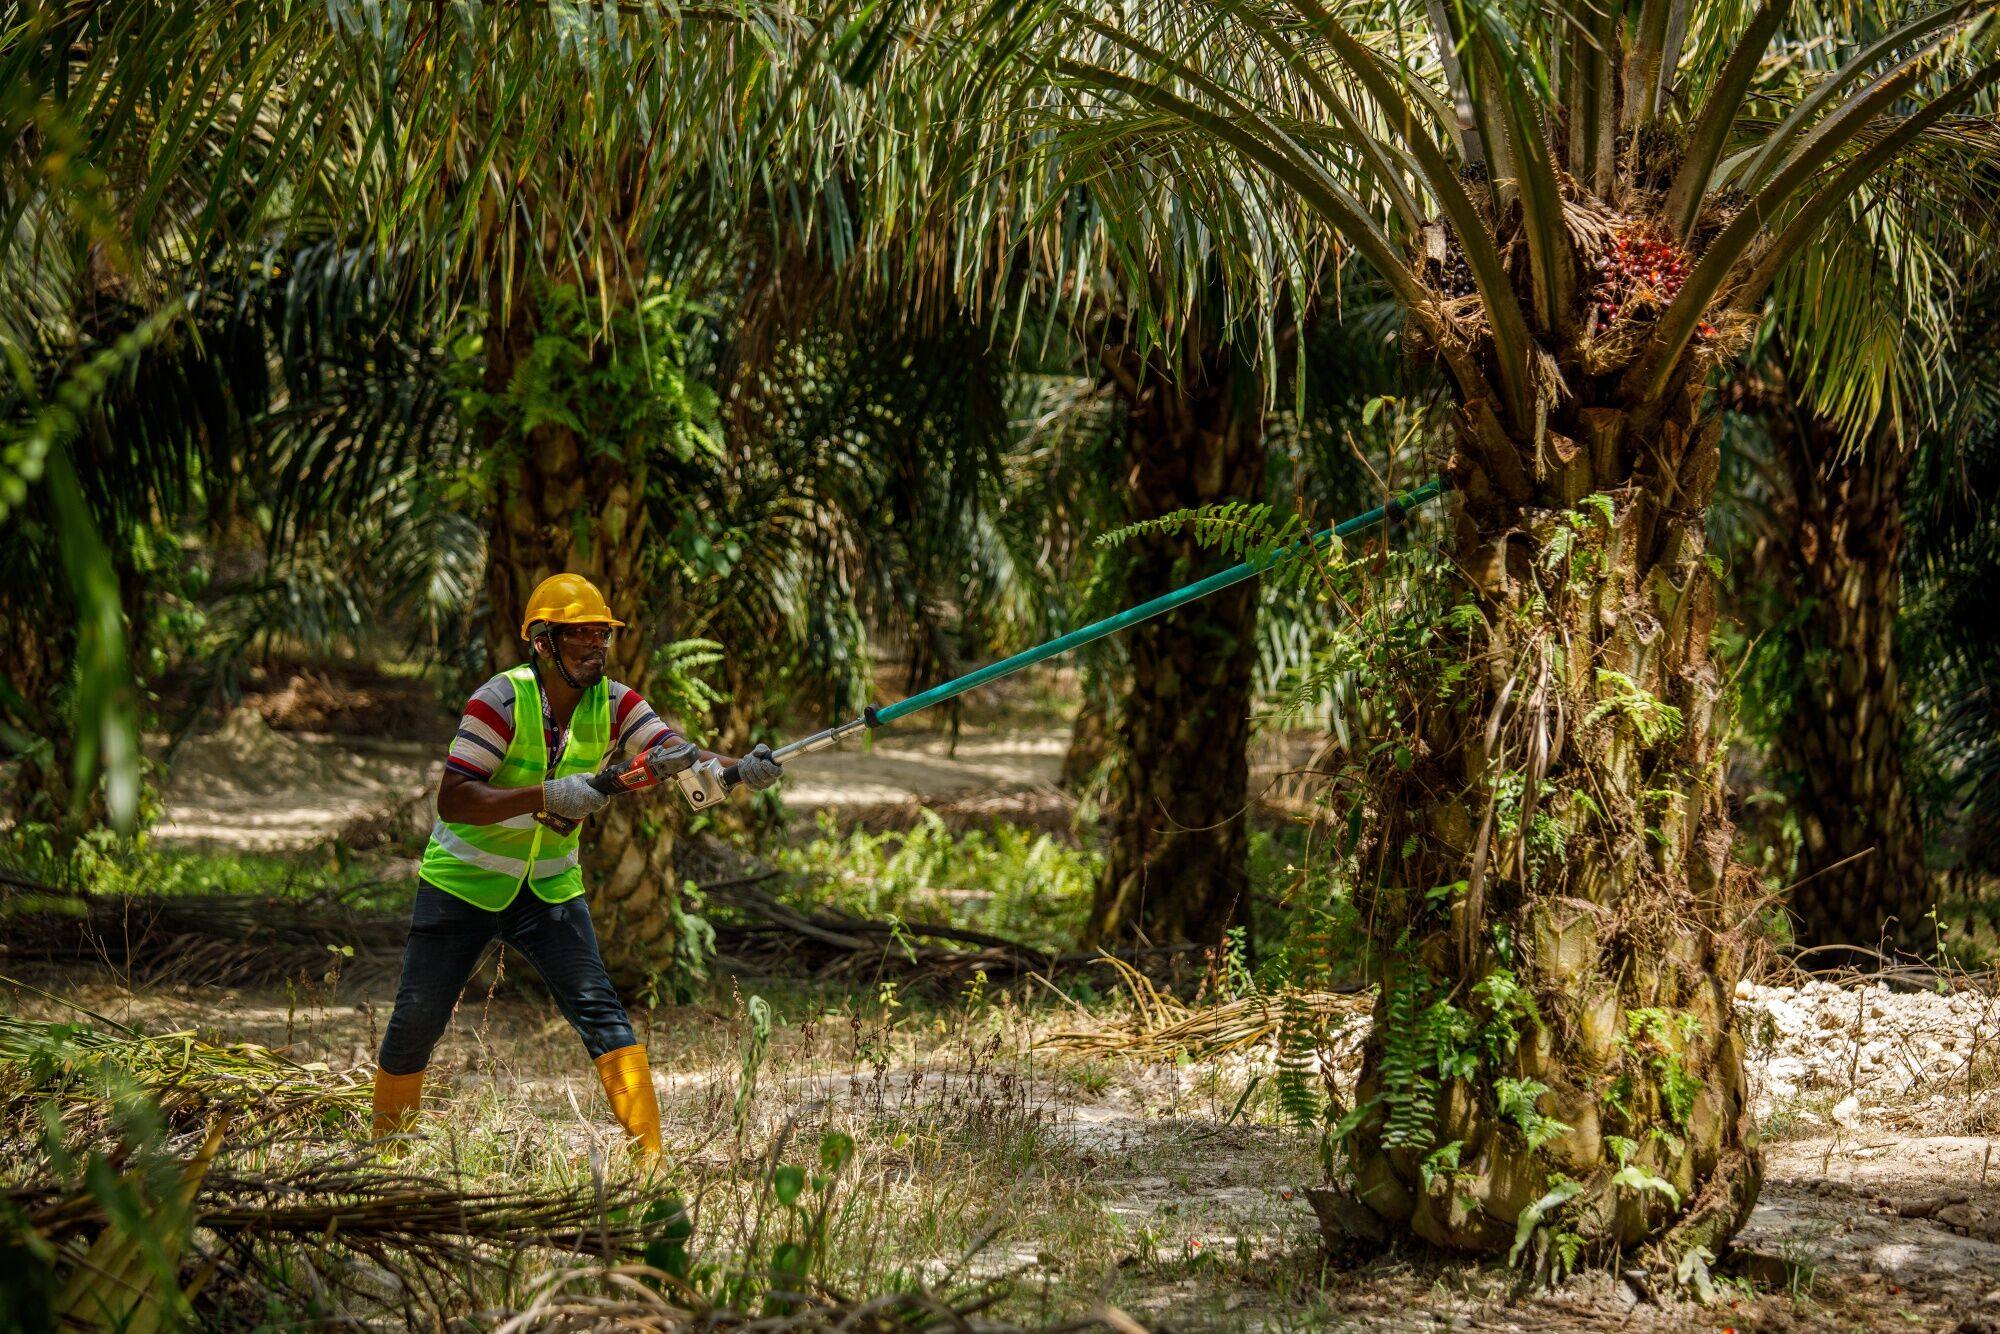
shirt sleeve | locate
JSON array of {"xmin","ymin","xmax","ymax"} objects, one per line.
[
  {"xmin": 611, "ymin": 681, "xmax": 683, "ymax": 758},
  {"xmin": 446, "ymin": 677, "xmax": 516, "ymax": 779}
]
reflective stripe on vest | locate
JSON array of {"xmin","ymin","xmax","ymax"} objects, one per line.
[{"xmin": 418, "ymin": 664, "xmax": 611, "ymax": 910}]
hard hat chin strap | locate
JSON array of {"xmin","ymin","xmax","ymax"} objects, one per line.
[{"xmin": 533, "ymin": 627, "xmax": 586, "ymax": 691}]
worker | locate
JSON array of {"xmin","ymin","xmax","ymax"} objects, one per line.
[{"xmin": 369, "ymin": 573, "xmax": 781, "ymax": 1159}]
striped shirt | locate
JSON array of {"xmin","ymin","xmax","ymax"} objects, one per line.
[{"xmin": 445, "ymin": 672, "xmax": 681, "ymax": 781}]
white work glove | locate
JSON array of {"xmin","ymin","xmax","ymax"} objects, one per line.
[
  {"xmin": 543, "ymin": 773, "xmax": 612, "ymax": 821},
  {"xmin": 735, "ymin": 743, "xmax": 783, "ymax": 792}
]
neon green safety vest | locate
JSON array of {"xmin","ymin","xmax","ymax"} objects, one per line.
[{"xmin": 419, "ymin": 664, "xmax": 610, "ymax": 911}]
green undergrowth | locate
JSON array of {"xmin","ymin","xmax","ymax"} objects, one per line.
[
  {"xmin": 0, "ymin": 824, "xmax": 403, "ymax": 911},
  {"xmin": 773, "ymin": 810, "xmax": 1359, "ymax": 979},
  {"xmin": 774, "ymin": 810, "xmax": 1100, "ymax": 952}
]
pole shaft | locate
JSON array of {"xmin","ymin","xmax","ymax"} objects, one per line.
[{"xmin": 871, "ymin": 480, "xmax": 1444, "ymax": 726}]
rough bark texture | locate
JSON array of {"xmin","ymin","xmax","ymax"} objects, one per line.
[
  {"xmin": 478, "ymin": 288, "xmax": 682, "ymax": 986},
  {"xmin": 1336, "ymin": 377, "xmax": 1760, "ymax": 1261},
  {"xmin": 1060, "ymin": 686, "xmax": 1113, "ymax": 795},
  {"xmin": 1762, "ymin": 408, "xmax": 1929, "ymax": 957},
  {"xmin": 1082, "ymin": 344, "xmax": 1266, "ymax": 949}
]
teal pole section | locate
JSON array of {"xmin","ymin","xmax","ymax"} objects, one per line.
[{"xmin": 870, "ymin": 478, "xmax": 1446, "ymax": 727}]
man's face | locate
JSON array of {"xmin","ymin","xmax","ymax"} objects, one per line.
[{"xmin": 549, "ymin": 625, "xmax": 612, "ymax": 687}]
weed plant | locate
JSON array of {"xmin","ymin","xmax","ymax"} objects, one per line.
[
  {"xmin": 1, "ymin": 824, "xmax": 397, "ymax": 909},
  {"xmin": 776, "ymin": 811, "xmax": 1099, "ymax": 952}
]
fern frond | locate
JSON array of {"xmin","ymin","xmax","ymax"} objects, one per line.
[{"xmin": 1094, "ymin": 499, "xmax": 1311, "ymax": 566}]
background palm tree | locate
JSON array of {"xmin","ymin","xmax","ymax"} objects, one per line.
[
  {"xmin": 1703, "ymin": 19, "xmax": 2000, "ymax": 958},
  {"xmin": 834, "ymin": 22, "xmax": 1338, "ymax": 950},
  {"xmin": 1904, "ymin": 275, "xmax": 2000, "ymax": 941},
  {"xmin": 1722, "ymin": 364, "xmax": 1934, "ymax": 959},
  {"xmin": 2, "ymin": 0, "xmax": 362, "ymax": 835}
]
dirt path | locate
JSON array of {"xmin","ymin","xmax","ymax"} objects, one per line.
[
  {"xmin": 781, "ymin": 729, "xmax": 1065, "ymax": 808},
  {"xmin": 152, "ymin": 711, "xmax": 1083, "ymax": 853},
  {"xmin": 154, "ymin": 711, "xmax": 1328, "ymax": 851},
  {"xmin": 153, "ymin": 706, "xmax": 434, "ymax": 852}
]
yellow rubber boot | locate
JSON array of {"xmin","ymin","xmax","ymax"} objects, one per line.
[
  {"xmin": 371, "ymin": 1067, "xmax": 425, "ymax": 1139},
  {"xmin": 594, "ymin": 1044, "xmax": 663, "ymax": 1161}
]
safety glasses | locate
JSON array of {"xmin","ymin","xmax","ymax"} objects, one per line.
[{"xmin": 557, "ymin": 626, "xmax": 617, "ymax": 650}]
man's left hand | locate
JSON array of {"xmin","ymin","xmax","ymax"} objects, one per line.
[{"xmin": 735, "ymin": 743, "xmax": 783, "ymax": 792}]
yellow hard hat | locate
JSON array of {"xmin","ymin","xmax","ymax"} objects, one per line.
[{"xmin": 520, "ymin": 573, "xmax": 626, "ymax": 641}]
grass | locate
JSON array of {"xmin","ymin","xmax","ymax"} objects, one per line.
[
  {"xmin": 11, "ymin": 814, "xmax": 1997, "ymax": 1325},
  {"xmin": 770, "ymin": 809, "xmax": 1357, "ymax": 981},
  {"xmin": 2, "ymin": 823, "xmax": 403, "ymax": 911},
  {"xmin": 12, "ymin": 940, "xmax": 1998, "ymax": 1327},
  {"xmin": 774, "ymin": 810, "xmax": 1101, "ymax": 954},
  {"xmin": 0, "ymin": 957, "xmax": 1339, "ymax": 1328}
]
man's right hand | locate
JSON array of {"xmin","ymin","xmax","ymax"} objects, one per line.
[{"xmin": 543, "ymin": 773, "xmax": 612, "ymax": 821}]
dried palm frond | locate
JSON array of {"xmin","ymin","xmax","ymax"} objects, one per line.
[
  {"xmin": 1035, "ymin": 958, "xmax": 1371, "ymax": 1063},
  {"xmin": 194, "ymin": 1159, "xmax": 655, "ymax": 1258},
  {"xmin": 0, "ymin": 1013, "xmax": 368, "ymax": 1143},
  {"xmin": 0, "ymin": 882, "xmax": 406, "ymax": 989},
  {"xmin": 7, "ymin": 1152, "xmax": 676, "ymax": 1325},
  {"xmin": 13, "ymin": 1159, "xmax": 1021, "ymax": 1331},
  {"xmin": 708, "ymin": 882, "xmax": 1205, "ymax": 992}
]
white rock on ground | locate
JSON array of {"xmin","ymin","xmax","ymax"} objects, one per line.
[
  {"xmin": 1734, "ymin": 977, "xmax": 2000, "ymax": 1121},
  {"xmin": 1277, "ymin": 978, "xmax": 2000, "ymax": 1128}
]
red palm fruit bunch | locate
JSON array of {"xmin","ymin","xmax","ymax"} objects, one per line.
[{"xmin": 1588, "ymin": 227, "xmax": 1716, "ymax": 338}]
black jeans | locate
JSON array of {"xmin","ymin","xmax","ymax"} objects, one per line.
[{"xmin": 377, "ymin": 881, "xmax": 637, "ymax": 1076}]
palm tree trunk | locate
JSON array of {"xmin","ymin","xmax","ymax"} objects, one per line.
[
  {"xmin": 1765, "ymin": 409, "xmax": 1929, "ymax": 957},
  {"xmin": 477, "ymin": 283, "xmax": 682, "ymax": 984},
  {"xmin": 1332, "ymin": 391, "xmax": 1759, "ymax": 1261},
  {"xmin": 1083, "ymin": 343, "xmax": 1266, "ymax": 949},
  {"xmin": 1059, "ymin": 681, "xmax": 1113, "ymax": 794}
]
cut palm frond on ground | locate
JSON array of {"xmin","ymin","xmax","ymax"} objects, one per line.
[
  {"xmin": 0, "ymin": 1013, "xmax": 368, "ymax": 1142},
  {"xmin": 1036, "ymin": 958, "xmax": 1370, "ymax": 1063},
  {"xmin": 7, "ymin": 1153, "xmax": 681, "ymax": 1326},
  {"xmin": 710, "ymin": 881, "xmax": 1206, "ymax": 989},
  {"xmin": 0, "ymin": 881, "xmax": 407, "ymax": 989}
]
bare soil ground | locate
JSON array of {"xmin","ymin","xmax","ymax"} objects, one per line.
[
  {"xmin": 76, "ymin": 713, "xmax": 2000, "ymax": 1329},
  {"xmin": 152, "ymin": 700, "xmax": 1316, "ymax": 851},
  {"xmin": 153, "ymin": 705, "xmax": 435, "ymax": 852}
]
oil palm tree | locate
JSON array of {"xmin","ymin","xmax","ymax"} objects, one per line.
[
  {"xmin": 9, "ymin": 2, "xmax": 804, "ymax": 973},
  {"xmin": 1724, "ymin": 361, "xmax": 1936, "ymax": 960},
  {"xmin": 302, "ymin": 4, "xmax": 799, "ymax": 974},
  {"xmin": 967, "ymin": 0, "xmax": 2000, "ymax": 1259},
  {"xmin": 1905, "ymin": 275, "xmax": 2000, "ymax": 937},
  {"xmin": 2, "ymin": 0, "xmax": 362, "ymax": 835},
  {"xmin": 1710, "ymin": 25, "xmax": 2000, "ymax": 959}
]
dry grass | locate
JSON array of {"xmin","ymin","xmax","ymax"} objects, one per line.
[
  {"xmin": 12, "ymin": 923, "xmax": 2000, "ymax": 1329},
  {"xmin": 1035, "ymin": 958, "xmax": 1370, "ymax": 1063},
  {"xmin": 0, "ymin": 1007, "xmax": 369, "ymax": 1145},
  {"xmin": 491, "ymin": 1264, "xmax": 1023, "ymax": 1331},
  {"xmin": 0, "ymin": 962, "xmax": 1327, "ymax": 1330}
]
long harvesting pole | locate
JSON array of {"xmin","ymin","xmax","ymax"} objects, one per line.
[{"xmin": 752, "ymin": 480, "xmax": 1447, "ymax": 773}]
